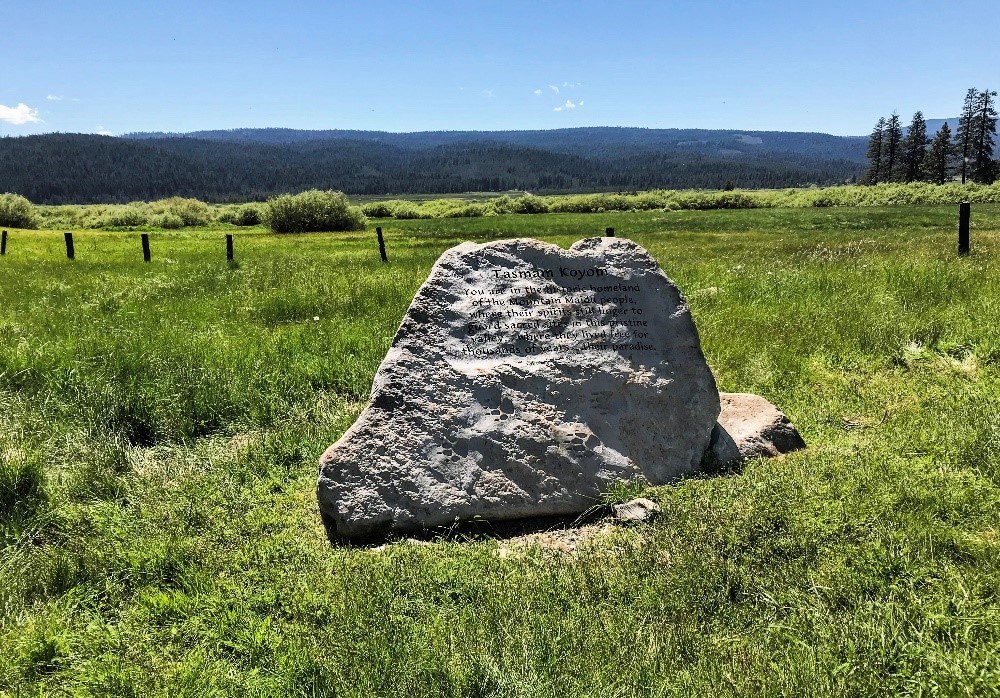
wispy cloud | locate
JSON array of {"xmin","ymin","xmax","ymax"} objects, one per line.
[
  {"xmin": 553, "ymin": 100, "xmax": 577, "ymax": 112},
  {"xmin": 548, "ymin": 84, "xmax": 559, "ymax": 94},
  {"xmin": 482, "ymin": 89, "xmax": 494, "ymax": 99},
  {"xmin": 96, "ymin": 127, "xmax": 112, "ymax": 136},
  {"xmin": 533, "ymin": 88, "xmax": 543, "ymax": 95},
  {"xmin": 562, "ymin": 82, "xmax": 581, "ymax": 88},
  {"xmin": 0, "ymin": 103, "xmax": 41, "ymax": 125},
  {"xmin": 46, "ymin": 94, "xmax": 63, "ymax": 101}
]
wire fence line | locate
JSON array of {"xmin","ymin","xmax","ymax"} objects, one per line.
[{"xmin": 0, "ymin": 226, "xmax": 625, "ymax": 264}]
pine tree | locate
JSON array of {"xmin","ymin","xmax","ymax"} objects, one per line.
[
  {"xmin": 955, "ymin": 88, "xmax": 978, "ymax": 184},
  {"xmin": 971, "ymin": 89, "xmax": 998, "ymax": 183},
  {"xmin": 901, "ymin": 111, "xmax": 928, "ymax": 182},
  {"xmin": 865, "ymin": 117, "xmax": 886, "ymax": 184},
  {"xmin": 883, "ymin": 113, "xmax": 904, "ymax": 182},
  {"xmin": 923, "ymin": 122, "xmax": 954, "ymax": 184}
]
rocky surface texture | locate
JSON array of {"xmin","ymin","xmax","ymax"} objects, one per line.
[
  {"xmin": 318, "ymin": 237, "xmax": 720, "ymax": 539},
  {"xmin": 707, "ymin": 392, "xmax": 807, "ymax": 468},
  {"xmin": 610, "ymin": 497, "xmax": 661, "ymax": 523}
]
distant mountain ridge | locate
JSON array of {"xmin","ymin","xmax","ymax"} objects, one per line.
[
  {"xmin": 2, "ymin": 126, "xmax": 871, "ymax": 204},
  {"xmin": 124, "ymin": 126, "xmax": 870, "ymax": 162}
]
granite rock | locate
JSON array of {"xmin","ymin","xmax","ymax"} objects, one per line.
[
  {"xmin": 318, "ymin": 237, "xmax": 720, "ymax": 539},
  {"xmin": 707, "ymin": 392, "xmax": 806, "ymax": 467},
  {"xmin": 611, "ymin": 497, "xmax": 661, "ymax": 523}
]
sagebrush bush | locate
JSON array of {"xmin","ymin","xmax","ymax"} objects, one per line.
[
  {"xmin": 0, "ymin": 193, "xmax": 39, "ymax": 229},
  {"xmin": 264, "ymin": 190, "xmax": 367, "ymax": 233}
]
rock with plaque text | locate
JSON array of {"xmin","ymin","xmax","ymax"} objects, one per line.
[{"xmin": 318, "ymin": 237, "xmax": 720, "ymax": 539}]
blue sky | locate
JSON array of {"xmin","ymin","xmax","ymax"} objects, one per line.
[{"xmin": 3, "ymin": 0, "xmax": 999, "ymax": 137}]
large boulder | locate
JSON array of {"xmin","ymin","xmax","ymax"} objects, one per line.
[{"xmin": 318, "ymin": 237, "xmax": 720, "ymax": 539}]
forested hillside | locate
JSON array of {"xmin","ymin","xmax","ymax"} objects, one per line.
[
  {"xmin": 126, "ymin": 126, "xmax": 869, "ymax": 161},
  {"xmin": 0, "ymin": 127, "xmax": 867, "ymax": 204}
]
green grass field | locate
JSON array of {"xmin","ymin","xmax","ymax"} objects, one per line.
[{"xmin": 1, "ymin": 206, "xmax": 999, "ymax": 696}]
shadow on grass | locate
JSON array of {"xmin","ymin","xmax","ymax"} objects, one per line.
[{"xmin": 321, "ymin": 461, "xmax": 746, "ymax": 549}]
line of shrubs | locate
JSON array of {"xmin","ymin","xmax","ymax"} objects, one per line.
[
  {"xmin": 360, "ymin": 182, "xmax": 1000, "ymax": 219},
  {"xmin": 4, "ymin": 182, "xmax": 1000, "ymax": 231},
  {"xmin": 0, "ymin": 190, "xmax": 366, "ymax": 233}
]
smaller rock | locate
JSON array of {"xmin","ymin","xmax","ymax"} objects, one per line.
[
  {"xmin": 707, "ymin": 393, "xmax": 806, "ymax": 468},
  {"xmin": 611, "ymin": 497, "xmax": 661, "ymax": 523}
]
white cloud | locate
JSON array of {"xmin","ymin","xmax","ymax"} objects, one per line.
[
  {"xmin": 0, "ymin": 103, "xmax": 41, "ymax": 125},
  {"xmin": 533, "ymin": 89, "xmax": 542, "ymax": 95},
  {"xmin": 47, "ymin": 94, "xmax": 63, "ymax": 101},
  {"xmin": 96, "ymin": 127, "xmax": 112, "ymax": 136},
  {"xmin": 579, "ymin": 100, "xmax": 585, "ymax": 106},
  {"xmin": 554, "ymin": 100, "xmax": 578, "ymax": 112},
  {"xmin": 563, "ymin": 82, "xmax": 581, "ymax": 88},
  {"xmin": 548, "ymin": 84, "xmax": 559, "ymax": 94}
]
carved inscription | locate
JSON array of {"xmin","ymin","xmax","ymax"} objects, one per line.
[{"xmin": 461, "ymin": 265, "xmax": 655, "ymax": 357}]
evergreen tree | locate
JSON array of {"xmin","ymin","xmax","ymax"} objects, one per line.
[
  {"xmin": 971, "ymin": 89, "xmax": 998, "ymax": 183},
  {"xmin": 955, "ymin": 88, "xmax": 978, "ymax": 183},
  {"xmin": 923, "ymin": 122, "xmax": 954, "ymax": 184},
  {"xmin": 883, "ymin": 113, "xmax": 904, "ymax": 182},
  {"xmin": 901, "ymin": 111, "xmax": 928, "ymax": 182},
  {"xmin": 865, "ymin": 117, "xmax": 886, "ymax": 184}
]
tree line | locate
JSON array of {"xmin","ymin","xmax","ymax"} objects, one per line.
[
  {"xmin": 0, "ymin": 133, "xmax": 865, "ymax": 205},
  {"xmin": 866, "ymin": 88, "xmax": 998, "ymax": 185}
]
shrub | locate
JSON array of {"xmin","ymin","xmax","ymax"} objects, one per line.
[
  {"xmin": 215, "ymin": 206, "xmax": 238, "ymax": 224},
  {"xmin": 445, "ymin": 203, "xmax": 485, "ymax": 218},
  {"xmin": 151, "ymin": 212, "xmax": 184, "ymax": 229},
  {"xmin": 263, "ymin": 190, "xmax": 367, "ymax": 233},
  {"xmin": 483, "ymin": 195, "xmax": 515, "ymax": 216},
  {"xmin": 102, "ymin": 206, "xmax": 149, "ymax": 228},
  {"xmin": 389, "ymin": 203, "xmax": 426, "ymax": 219},
  {"xmin": 154, "ymin": 197, "xmax": 211, "ymax": 227},
  {"xmin": 632, "ymin": 191, "xmax": 670, "ymax": 210},
  {"xmin": 0, "ymin": 193, "xmax": 39, "ymax": 229},
  {"xmin": 361, "ymin": 202, "xmax": 396, "ymax": 218},
  {"xmin": 218, "ymin": 204, "xmax": 262, "ymax": 226},
  {"xmin": 511, "ymin": 195, "xmax": 550, "ymax": 214},
  {"xmin": 707, "ymin": 191, "xmax": 761, "ymax": 209}
]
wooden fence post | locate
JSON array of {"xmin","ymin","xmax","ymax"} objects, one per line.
[
  {"xmin": 64, "ymin": 232, "xmax": 75, "ymax": 260},
  {"xmin": 958, "ymin": 201, "xmax": 970, "ymax": 255},
  {"xmin": 226, "ymin": 234, "xmax": 234, "ymax": 263},
  {"xmin": 605, "ymin": 227, "xmax": 615, "ymax": 237},
  {"xmin": 141, "ymin": 233, "xmax": 151, "ymax": 263},
  {"xmin": 376, "ymin": 226, "xmax": 388, "ymax": 263},
  {"xmin": 1, "ymin": 230, "xmax": 6, "ymax": 255}
]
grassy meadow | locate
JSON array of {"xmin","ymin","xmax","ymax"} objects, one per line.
[{"xmin": 1, "ymin": 206, "xmax": 999, "ymax": 696}]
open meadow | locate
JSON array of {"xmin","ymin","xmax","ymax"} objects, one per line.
[{"xmin": 1, "ymin": 206, "xmax": 999, "ymax": 696}]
